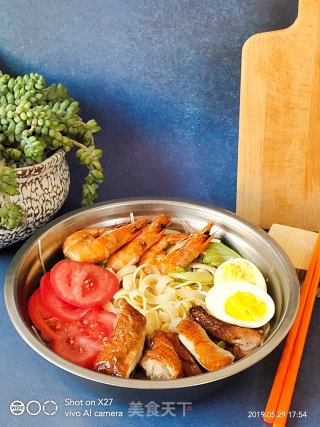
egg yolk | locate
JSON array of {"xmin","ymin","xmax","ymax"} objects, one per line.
[
  {"xmin": 224, "ymin": 291, "xmax": 267, "ymax": 322},
  {"xmin": 222, "ymin": 263, "xmax": 256, "ymax": 284}
]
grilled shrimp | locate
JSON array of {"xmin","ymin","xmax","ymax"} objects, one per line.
[
  {"xmin": 107, "ymin": 214, "xmax": 171, "ymax": 272},
  {"xmin": 62, "ymin": 219, "xmax": 148, "ymax": 263},
  {"xmin": 156, "ymin": 221, "xmax": 214, "ymax": 274},
  {"xmin": 138, "ymin": 233, "xmax": 189, "ymax": 270}
]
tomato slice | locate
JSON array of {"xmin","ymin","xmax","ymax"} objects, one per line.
[
  {"xmin": 51, "ymin": 335, "xmax": 102, "ymax": 368},
  {"xmin": 40, "ymin": 272, "xmax": 88, "ymax": 321},
  {"xmin": 50, "ymin": 260, "xmax": 119, "ymax": 308},
  {"xmin": 27, "ymin": 288, "xmax": 74, "ymax": 340},
  {"xmin": 80, "ymin": 309, "xmax": 117, "ymax": 339},
  {"xmin": 50, "ymin": 310, "xmax": 116, "ymax": 368}
]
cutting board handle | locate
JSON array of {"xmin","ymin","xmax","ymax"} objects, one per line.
[{"xmin": 297, "ymin": 0, "xmax": 320, "ymax": 25}]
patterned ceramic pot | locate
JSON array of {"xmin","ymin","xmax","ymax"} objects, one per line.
[{"xmin": 0, "ymin": 149, "xmax": 70, "ymax": 249}]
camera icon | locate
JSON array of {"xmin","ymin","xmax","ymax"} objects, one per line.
[
  {"xmin": 9, "ymin": 400, "xmax": 58, "ymax": 416},
  {"xmin": 9, "ymin": 401, "xmax": 25, "ymax": 416}
]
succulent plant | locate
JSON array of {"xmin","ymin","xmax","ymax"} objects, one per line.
[{"xmin": 0, "ymin": 70, "xmax": 104, "ymax": 229}]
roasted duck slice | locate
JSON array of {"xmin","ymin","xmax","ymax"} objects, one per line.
[
  {"xmin": 94, "ymin": 300, "xmax": 146, "ymax": 378},
  {"xmin": 177, "ymin": 318, "xmax": 234, "ymax": 372},
  {"xmin": 189, "ymin": 306, "xmax": 264, "ymax": 359},
  {"xmin": 157, "ymin": 330, "xmax": 202, "ymax": 377},
  {"xmin": 140, "ymin": 330, "xmax": 183, "ymax": 380}
]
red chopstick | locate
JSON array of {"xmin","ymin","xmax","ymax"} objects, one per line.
[
  {"xmin": 272, "ymin": 250, "xmax": 320, "ymax": 426},
  {"xmin": 263, "ymin": 231, "xmax": 320, "ymax": 424}
]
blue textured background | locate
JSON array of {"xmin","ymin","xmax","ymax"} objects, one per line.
[
  {"xmin": 0, "ymin": 0, "xmax": 298, "ymax": 213},
  {"xmin": 4, "ymin": 3, "xmax": 320, "ymax": 427}
]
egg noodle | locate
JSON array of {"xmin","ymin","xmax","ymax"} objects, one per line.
[{"xmin": 111, "ymin": 263, "xmax": 216, "ymax": 336}]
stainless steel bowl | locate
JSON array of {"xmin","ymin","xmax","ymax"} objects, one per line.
[{"xmin": 4, "ymin": 197, "xmax": 300, "ymax": 396}]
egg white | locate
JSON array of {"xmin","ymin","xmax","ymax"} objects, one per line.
[
  {"xmin": 205, "ymin": 281, "xmax": 275, "ymax": 328},
  {"xmin": 214, "ymin": 258, "xmax": 267, "ymax": 292}
]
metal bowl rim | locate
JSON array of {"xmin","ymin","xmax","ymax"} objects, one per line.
[{"xmin": 4, "ymin": 197, "xmax": 300, "ymax": 390}]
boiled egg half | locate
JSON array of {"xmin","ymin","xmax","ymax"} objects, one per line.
[
  {"xmin": 205, "ymin": 281, "xmax": 275, "ymax": 328},
  {"xmin": 214, "ymin": 258, "xmax": 267, "ymax": 292}
]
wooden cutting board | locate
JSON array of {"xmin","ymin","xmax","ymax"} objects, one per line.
[
  {"xmin": 268, "ymin": 223, "xmax": 318, "ymax": 271},
  {"xmin": 268, "ymin": 223, "xmax": 320, "ymax": 296},
  {"xmin": 236, "ymin": 0, "xmax": 320, "ymax": 231}
]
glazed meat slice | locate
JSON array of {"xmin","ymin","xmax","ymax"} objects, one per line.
[
  {"xmin": 157, "ymin": 330, "xmax": 202, "ymax": 377},
  {"xmin": 94, "ymin": 300, "xmax": 146, "ymax": 378},
  {"xmin": 189, "ymin": 306, "xmax": 264, "ymax": 359},
  {"xmin": 177, "ymin": 318, "xmax": 234, "ymax": 372},
  {"xmin": 140, "ymin": 330, "xmax": 183, "ymax": 380}
]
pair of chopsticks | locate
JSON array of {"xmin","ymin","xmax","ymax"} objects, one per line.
[{"xmin": 263, "ymin": 232, "xmax": 320, "ymax": 426}]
